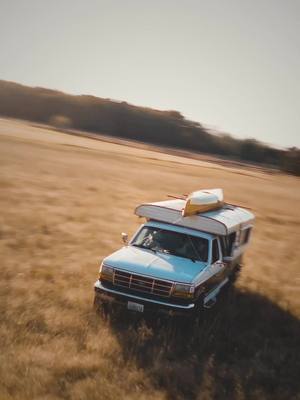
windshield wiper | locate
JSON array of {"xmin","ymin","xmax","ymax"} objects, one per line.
[
  {"xmin": 132, "ymin": 243, "xmax": 157, "ymax": 254},
  {"xmin": 167, "ymin": 249, "xmax": 196, "ymax": 263}
]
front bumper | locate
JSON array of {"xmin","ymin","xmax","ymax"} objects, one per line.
[{"xmin": 94, "ymin": 280, "xmax": 195, "ymax": 316}]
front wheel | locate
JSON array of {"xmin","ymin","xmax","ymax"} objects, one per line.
[{"xmin": 228, "ymin": 263, "xmax": 242, "ymax": 284}]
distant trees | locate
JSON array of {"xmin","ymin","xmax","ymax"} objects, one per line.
[
  {"xmin": 0, "ymin": 80, "xmax": 298, "ymax": 175},
  {"xmin": 49, "ymin": 115, "xmax": 72, "ymax": 128},
  {"xmin": 281, "ymin": 147, "xmax": 300, "ymax": 175}
]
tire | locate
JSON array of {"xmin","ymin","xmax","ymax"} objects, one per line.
[{"xmin": 228, "ymin": 264, "xmax": 242, "ymax": 284}]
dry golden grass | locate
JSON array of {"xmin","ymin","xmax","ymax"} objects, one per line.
[{"xmin": 0, "ymin": 118, "xmax": 299, "ymax": 400}]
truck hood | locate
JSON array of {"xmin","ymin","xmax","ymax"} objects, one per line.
[{"xmin": 103, "ymin": 245, "xmax": 208, "ymax": 284}]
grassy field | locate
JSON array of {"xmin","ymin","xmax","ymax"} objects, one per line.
[{"xmin": 0, "ymin": 118, "xmax": 299, "ymax": 400}]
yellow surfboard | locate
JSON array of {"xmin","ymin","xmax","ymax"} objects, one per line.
[{"xmin": 182, "ymin": 189, "xmax": 224, "ymax": 217}]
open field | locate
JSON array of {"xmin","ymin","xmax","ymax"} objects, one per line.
[{"xmin": 0, "ymin": 118, "xmax": 299, "ymax": 400}]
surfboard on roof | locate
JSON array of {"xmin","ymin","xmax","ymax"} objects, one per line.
[{"xmin": 182, "ymin": 188, "xmax": 224, "ymax": 216}]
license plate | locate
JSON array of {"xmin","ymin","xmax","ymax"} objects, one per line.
[{"xmin": 127, "ymin": 301, "xmax": 144, "ymax": 313}]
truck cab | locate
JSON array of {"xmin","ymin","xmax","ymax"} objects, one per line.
[{"xmin": 94, "ymin": 193, "xmax": 254, "ymax": 316}]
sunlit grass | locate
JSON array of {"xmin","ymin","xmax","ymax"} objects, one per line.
[{"xmin": 0, "ymin": 119, "xmax": 299, "ymax": 400}]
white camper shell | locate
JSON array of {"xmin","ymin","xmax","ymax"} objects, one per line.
[
  {"xmin": 135, "ymin": 199, "xmax": 254, "ymax": 236},
  {"xmin": 94, "ymin": 191, "xmax": 255, "ymax": 316}
]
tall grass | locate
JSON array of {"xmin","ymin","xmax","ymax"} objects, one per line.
[{"xmin": 0, "ymin": 119, "xmax": 299, "ymax": 399}]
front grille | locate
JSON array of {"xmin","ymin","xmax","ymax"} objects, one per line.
[{"xmin": 113, "ymin": 269, "xmax": 173, "ymax": 298}]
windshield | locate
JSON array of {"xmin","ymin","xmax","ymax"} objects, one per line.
[{"xmin": 131, "ymin": 226, "xmax": 208, "ymax": 262}]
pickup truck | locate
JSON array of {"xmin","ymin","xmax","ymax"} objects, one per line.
[{"xmin": 94, "ymin": 190, "xmax": 254, "ymax": 317}]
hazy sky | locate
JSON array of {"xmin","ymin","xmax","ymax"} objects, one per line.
[{"xmin": 0, "ymin": 0, "xmax": 299, "ymax": 148}]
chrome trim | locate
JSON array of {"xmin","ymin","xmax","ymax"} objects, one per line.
[
  {"xmin": 106, "ymin": 265, "xmax": 176, "ymax": 285},
  {"xmin": 94, "ymin": 281, "xmax": 195, "ymax": 310},
  {"xmin": 113, "ymin": 268, "xmax": 173, "ymax": 298},
  {"xmin": 103, "ymin": 264, "xmax": 194, "ymax": 286}
]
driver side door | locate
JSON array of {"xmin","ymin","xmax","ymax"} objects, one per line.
[{"xmin": 209, "ymin": 238, "xmax": 227, "ymax": 286}]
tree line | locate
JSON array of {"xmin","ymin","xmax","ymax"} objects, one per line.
[{"xmin": 0, "ymin": 80, "xmax": 299, "ymax": 175}]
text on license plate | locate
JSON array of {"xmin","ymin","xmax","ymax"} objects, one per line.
[{"xmin": 127, "ymin": 301, "xmax": 144, "ymax": 312}]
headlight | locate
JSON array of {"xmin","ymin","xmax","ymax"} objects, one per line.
[
  {"xmin": 172, "ymin": 283, "xmax": 195, "ymax": 299},
  {"xmin": 99, "ymin": 263, "xmax": 114, "ymax": 282}
]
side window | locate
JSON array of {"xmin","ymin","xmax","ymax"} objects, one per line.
[
  {"xmin": 240, "ymin": 227, "xmax": 252, "ymax": 246},
  {"xmin": 244, "ymin": 227, "xmax": 251, "ymax": 243},
  {"xmin": 228, "ymin": 232, "xmax": 236, "ymax": 254},
  {"xmin": 212, "ymin": 239, "xmax": 220, "ymax": 263},
  {"xmin": 220, "ymin": 236, "xmax": 228, "ymax": 256},
  {"xmin": 220, "ymin": 235, "xmax": 235, "ymax": 256}
]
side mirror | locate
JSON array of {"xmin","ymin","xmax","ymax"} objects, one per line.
[
  {"xmin": 121, "ymin": 232, "xmax": 128, "ymax": 245},
  {"xmin": 215, "ymin": 260, "xmax": 225, "ymax": 269}
]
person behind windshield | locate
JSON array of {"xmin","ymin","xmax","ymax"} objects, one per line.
[
  {"xmin": 136, "ymin": 228, "xmax": 207, "ymax": 261},
  {"xmin": 146, "ymin": 231, "xmax": 195, "ymax": 259},
  {"xmin": 142, "ymin": 230, "xmax": 164, "ymax": 250},
  {"xmin": 175, "ymin": 237, "xmax": 195, "ymax": 259}
]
